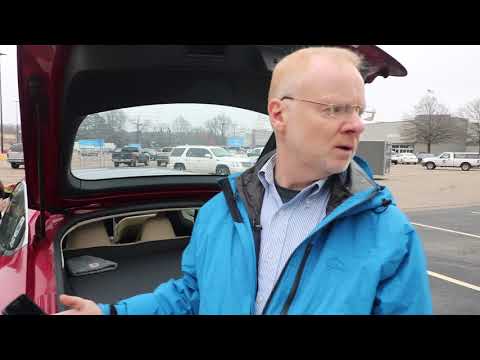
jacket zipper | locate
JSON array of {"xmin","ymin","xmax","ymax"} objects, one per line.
[
  {"xmin": 280, "ymin": 241, "xmax": 314, "ymax": 314},
  {"xmin": 253, "ymin": 217, "xmax": 262, "ymax": 271},
  {"xmin": 261, "ymin": 240, "xmax": 314, "ymax": 315},
  {"xmin": 260, "ymin": 187, "xmax": 383, "ymax": 315}
]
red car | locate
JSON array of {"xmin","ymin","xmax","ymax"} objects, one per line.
[{"xmin": 0, "ymin": 45, "xmax": 407, "ymax": 314}]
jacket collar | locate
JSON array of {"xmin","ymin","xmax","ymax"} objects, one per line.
[{"xmin": 234, "ymin": 151, "xmax": 379, "ymax": 225}]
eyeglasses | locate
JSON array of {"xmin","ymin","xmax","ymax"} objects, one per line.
[{"xmin": 281, "ymin": 96, "xmax": 369, "ymax": 121}]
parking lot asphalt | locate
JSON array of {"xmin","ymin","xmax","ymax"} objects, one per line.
[
  {"xmin": 427, "ymin": 277, "xmax": 480, "ymax": 315},
  {"xmin": 406, "ymin": 207, "xmax": 480, "ymax": 314}
]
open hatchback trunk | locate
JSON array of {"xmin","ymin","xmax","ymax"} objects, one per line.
[{"xmin": 17, "ymin": 45, "xmax": 407, "ymax": 307}]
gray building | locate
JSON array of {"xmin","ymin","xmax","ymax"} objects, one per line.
[{"xmin": 361, "ymin": 115, "xmax": 476, "ymax": 154}]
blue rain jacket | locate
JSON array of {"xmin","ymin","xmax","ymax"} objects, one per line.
[{"xmin": 99, "ymin": 155, "xmax": 432, "ymax": 315}]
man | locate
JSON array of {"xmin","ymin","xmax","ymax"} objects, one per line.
[{"xmin": 57, "ymin": 47, "xmax": 432, "ymax": 315}]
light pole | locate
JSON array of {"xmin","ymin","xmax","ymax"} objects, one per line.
[
  {"xmin": 0, "ymin": 52, "xmax": 6, "ymax": 153},
  {"xmin": 14, "ymin": 99, "xmax": 19, "ymax": 143}
]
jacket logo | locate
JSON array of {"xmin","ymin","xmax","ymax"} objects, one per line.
[{"xmin": 326, "ymin": 258, "xmax": 345, "ymax": 272}]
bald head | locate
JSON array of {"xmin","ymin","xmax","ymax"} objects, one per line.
[{"xmin": 268, "ymin": 47, "xmax": 364, "ymax": 102}]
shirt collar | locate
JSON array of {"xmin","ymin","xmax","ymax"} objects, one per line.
[
  {"xmin": 258, "ymin": 154, "xmax": 327, "ymax": 197},
  {"xmin": 258, "ymin": 153, "xmax": 277, "ymax": 189}
]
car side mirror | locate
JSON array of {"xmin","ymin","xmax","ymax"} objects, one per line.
[{"xmin": 205, "ymin": 154, "xmax": 212, "ymax": 159}]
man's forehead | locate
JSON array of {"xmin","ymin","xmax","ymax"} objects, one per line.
[
  {"xmin": 299, "ymin": 68, "xmax": 365, "ymax": 104},
  {"xmin": 318, "ymin": 93, "xmax": 366, "ymax": 107}
]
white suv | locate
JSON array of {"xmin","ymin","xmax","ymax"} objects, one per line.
[{"xmin": 168, "ymin": 145, "xmax": 254, "ymax": 175}]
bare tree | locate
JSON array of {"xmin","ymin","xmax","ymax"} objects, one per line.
[
  {"xmin": 205, "ymin": 113, "xmax": 233, "ymax": 144},
  {"xmin": 149, "ymin": 123, "xmax": 172, "ymax": 147},
  {"xmin": 186, "ymin": 127, "xmax": 207, "ymax": 145},
  {"xmin": 129, "ymin": 117, "xmax": 151, "ymax": 145},
  {"xmin": 458, "ymin": 98, "xmax": 480, "ymax": 153},
  {"xmin": 171, "ymin": 116, "xmax": 192, "ymax": 134},
  {"xmin": 103, "ymin": 109, "xmax": 128, "ymax": 131},
  {"xmin": 170, "ymin": 116, "xmax": 192, "ymax": 145},
  {"xmin": 401, "ymin": 94, "xmax": 464, "ymax": 153},
  {"xmin": 77, "ymin": 109, "xmax": 132, "ymax": 147},
  {"xmin": 467, "ymin": 122, "xmax": 480, "ymax": 153}
]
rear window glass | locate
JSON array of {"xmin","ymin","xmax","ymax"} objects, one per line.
[
  {"xmin": 211, "ymin": 147, "xmax": 230, "ymax": 157},
  {"xmin": 71, "ymin": 104, "xmax": 271, "ymax": 180},
  {"xmin": 171, "ymin": 147, "xmax": 186, "ymax": 157},
  {"xmin": 186, "ymin": 148, "xmax": 210, "ymax": 157},
  {"xmin": 122, "ymin": 147, "xmax": 139, "ymax": 152}
]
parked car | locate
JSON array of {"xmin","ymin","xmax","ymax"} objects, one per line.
[
  {"xmin": 142, "ymin": 148, "xmax": 158, "ymax": 161},
  {"xmin": 397, "ymin": 153, "xmax": 418, "ymax": 165},
  {"xmin": 0, "ymin": 45, "xmax": 407, "ymax": 314},
  {"xmin": 415, "ymin": 153, "xmax": 435, "ymax": 164},
  {"xmin": 156, "ymin": 147, "xmax": 173, "ymax": 167},
  {"xmin": 390, "ymin": 152, "xmax": 400, "ymax": 165},
  {"xmin": 6, "ymin": 143, "xmax": 24, "ymax": 169},
  {"xmin": 247, "ymin": 147, "xmax": 264, "ymax": 157},
  {"xmin": 223, "ymin": 147, "xmax": 247, "ymax": 157},
  {"xmin": 168, "ymin": 145, "xmax": 254, "ymax": 175},
  {"xmin": 421, "ymin": 152, "xmax": 480, "ymax": 171},
  {"xmin": 391, "ymin": 152, "xmax": 417, "ymax": 165},
  {"xmin": 112, "ymin": 146, "xmax": 150, "ymax": 167}
]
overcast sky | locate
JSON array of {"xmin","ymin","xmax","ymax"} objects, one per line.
[{"xmin": 1, "ymin": 45, "xmax": 480, "ymax": 126}]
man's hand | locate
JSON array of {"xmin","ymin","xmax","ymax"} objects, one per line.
[{"xmin": 54, "ymin": 294, "xmax": 103, "ymax": 315}]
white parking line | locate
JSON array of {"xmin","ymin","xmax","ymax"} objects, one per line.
[
  {"xmin": 472, "ymin": 211, "xmax": 480, "ymax": 215},
  {"xmin": 411, "ymin": 222, "xmax": 480, "ymax": 240},
  {"xmin": 411, "ymin": 222, "xmax": 480, "ymax": 291},
  {"xmin": 427, "ymin": 271, "xmax": 480, "ymax": 292}
]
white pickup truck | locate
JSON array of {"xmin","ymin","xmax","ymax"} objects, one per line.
[{"xmin": 421, "ymin": 152, "xmax": 480, "ymax": 171}]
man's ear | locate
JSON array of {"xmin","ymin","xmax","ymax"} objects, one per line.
[{"xmin": 268, "ymin": 99, "xmax": 287, "ymax": 134}]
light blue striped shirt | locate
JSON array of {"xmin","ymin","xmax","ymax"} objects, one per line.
[{"xmin": 255, "ymin": 154, "xmax": 330, "ymax": 314}]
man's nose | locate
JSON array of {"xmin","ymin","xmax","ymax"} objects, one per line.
[{"xmin": 341, "ymin": 113, "xmax": 365, "ymax": 134}]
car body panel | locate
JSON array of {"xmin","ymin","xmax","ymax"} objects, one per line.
[
  {"xmin": 398, "ymin": 153, "xmax": 418, "ymax": 164},
  {"xmin": 0, "ymin": 181, "xmax": 59, "ymax": 313},
  {"xmin": 156, "ymin": 147, "xmax": 173, "ymax": 166}
]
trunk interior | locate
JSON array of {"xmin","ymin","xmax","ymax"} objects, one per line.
[{"xmin": 59, "ymin": 207, "xmax": 198, "ymax": 304}]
